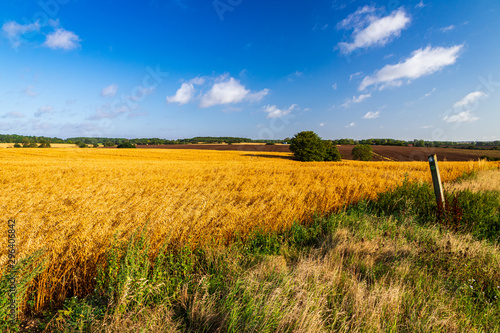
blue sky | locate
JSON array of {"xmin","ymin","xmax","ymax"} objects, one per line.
[{"xmin": 1, "ymin": 0, "xmax": 499, "ymax": 140}]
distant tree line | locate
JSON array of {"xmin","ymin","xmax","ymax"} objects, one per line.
[{"xmin": 1, "ymin": 134, "xmax": 499, "ymax": 149}]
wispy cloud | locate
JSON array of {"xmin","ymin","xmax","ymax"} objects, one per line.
[
  {"xmin": 415, "ymin": 1, "xmax": 425, "ymax": 9},
  {"xmin": 453, "ymin": 91, "xmax": 486, "ymax": 108},
  {"xmin": 443, "ymin": 91, "xmax": 487, "ymax": 123},
  {"xmin": 23, "ymin": 85, "xmax": 38, "ymax": 97},
  {"xmin": 287, "ymin": 71, "xmax": 303, "ymax": 82},
  {"xmin": 100, "ymin": 84, "xmax": 118, "ymax": 98},
  {"xmin": 2, "ymin": 20, "xmax": 40, "ymax": 48},
  {"xmin": 43, "ymin": 28, "xmax": 81, "ymax": 50},
  {"xmin": 2, "ymin": 111, "xmax": 26, "ymax": 119},
  {"xmin": 342, "ymin": 93, "xmax": 371, "ymax": 107},
  {"xmin": 263, "ymin": 104, "xmax": 297, "ymax": 119},
  {"xmin": 359, "ymin": 45, "xmax": 463, "ymax": 90},
  {"xmin": 345, "ymin": 122, "xmax": 355, "ymax": 128},
  {"xmin": 443, "ymin": 111, "xmax": 478, "ymax": 123},
  {"xmin": 439, "ymin": 25, "xmax": 455, "ymax": 32},
  {"xmin": 424, "ymin": 87, "xmax": 436, "ymax": 98},
  {"xmin": 35, "ymin": 106, "xmax": 54, "ymax": 117},
  {"xmin": 363, "ymin": 111, "xmax": 380, "ymax": 119},
  {"xmin": 338, "ymin": 7, "xmax": 411, "ymax": 54}
]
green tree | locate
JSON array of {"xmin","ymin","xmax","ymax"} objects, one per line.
[
  {"xmin": 289, "ymin": 131, "xmax": 326, "ymax": 162},
  {"xmin": 38, "ymin": 140, "xmax": 51, "ymax": 148},
  {"xmin": 323, "ymin": 140, "xmax": 342, "ymax": 161},
  {"xmin": 93, "ymin": 143, "xmax": 99, "ymax": 148},
  {"xmin": 352, "ymin": 144, "xmax": 373, "ymax": 161},
  {"xmin": 116, "ymin": 142, "xmax": 136, "ymax": 148},
  {"xmin": 104, "ymin": 141, "xmax": 115, "ymax": 147},
  {"xmin": 13, "ymin": 143, "xmax": 21, "ymax": 148}
]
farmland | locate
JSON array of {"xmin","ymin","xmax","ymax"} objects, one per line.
[
  {"xmin": 0, "ymin": 148, "xmax": 494, "ymax": 314},
  {"xmin": 133, "ymin": 144, "xmax": 500, "ymax": 161}
]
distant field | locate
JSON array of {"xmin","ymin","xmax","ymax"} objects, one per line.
[
  {"xmin": 0, "ymin": 148, "xmax": 494, "ymax": 313},
  {"xmin": 133, "ymin": 144, "xmax": 500, "ymax": 161},
  {"xmin": 0, "ymin": 143, "xmax": 79, "ymax": 148}
]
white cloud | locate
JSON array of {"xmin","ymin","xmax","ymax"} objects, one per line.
[
  {"xmin": 439, "ymin": 25, "xmax": 455, "ymax": 32},
  {"xmin": 338, "ymin": 8, "xmax": 411, "ymax": 54},
  {"xmin": 424, "ymin": 87, "xmax": 436, "ymax": 98},
  {"xmin": 43, "ymin": 28, "xmax": 81, "ymax": 50},
  {"xmin": 189, "ymin": 77, "xmax": 206, "ymax": 85},
  {"xmin": 167, "ymin": 82, "xmax": 196, "ymax": 105},
  {"xmin": 200, "ymin": 77, "xmax": 268, "ymax": 108},
  {"xmin": 363, "ymin": 111, "xmax": 380, "ymax": 119},
  {"xmin": 35, "ymin": 106, "xmax": 54, "ymax": 117},
  {"xmin": 349, "ymin": 71, "xmax": 363, "ymax": 81},
  {"xmin": 442, "ymin": 91, "xmax": 486, "ymax": 123},
  {"xmin": 345, "ymin": 122, "xmax": 356, "ymax": 128},
  {"xmin": 332, "ymin": 83, "xmax": 338, "ymax": 90},
  {"xmin": 415, "ymin": 1, "xmax": 425, "ymax": 8},
  {"xmin": 263, "ymin": 104, "xmax": 297, "ymax": 119},
  {"xmin": 359, "ymin": 45, "xmax": 463, "ymax": 90},
  {"xmin": 342, "ymin": 93, "xmax": 371, "ymax": 107},
  {"xmin": 2, "ymin": 21, "xmax": 40, "ymax": 48},
  {"xmin": 319, "ymin": 122, "xmax": 325, "ymax": 127},
  {"xmin": 100, "ymin": 84, "xmax": 118, "ymax": 98},
  {"xmin": 443, "ymin": 111, "xmax": 478, "ymax": 123},
  {"xmin": 453, "ymin": 91, "xmax": 486, "ymax": 108}
]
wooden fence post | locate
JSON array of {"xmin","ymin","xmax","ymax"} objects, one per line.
[{"xmin": 428, "ymin": 154, "xmax": 445, "ymax": 208}]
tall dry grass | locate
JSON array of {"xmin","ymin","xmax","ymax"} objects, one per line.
[{"xmin": 0, "ymin": 148, "xmax": 494, "ymax": 313}]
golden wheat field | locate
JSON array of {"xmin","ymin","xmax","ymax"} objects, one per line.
[{"xmin": 0, "ymin": 148, "xmax": 495, "ymax": 311}]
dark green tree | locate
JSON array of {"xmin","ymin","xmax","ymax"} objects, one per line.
[
  {"xmin": 352, "ymin": 144, "xmax": 373, "ymax": 161},
  {"xmin": 289, "ymin": 131, "xmax": 326, "ymax": 162},
  {"xmin": 323, "ymin": 140, "xmax": 342, "ymax": 161},
  {"xmin": 116, "ymin": 142, "xmax": 136, "ymax": 148},
  {"xmin": 38, "ymin": 140, "xmax": 51, "ymax": 148}
]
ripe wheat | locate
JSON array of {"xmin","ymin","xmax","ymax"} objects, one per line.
[{"xmin": 0, "ymin": 148, "xmax": 493, "ymax": 311}]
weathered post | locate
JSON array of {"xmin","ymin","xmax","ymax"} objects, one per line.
[{"xmin": 428, "ymin": 154, "xmax": 445, "ymax": 208}]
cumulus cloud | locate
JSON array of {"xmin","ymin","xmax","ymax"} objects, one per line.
[
  {"xmin": 35, "ymin": 106, "xmax": 54, "ymax": 117},
  {"xmin": 359, "ymin": 45, "xmax": 463, "ymax": 90},
  {"xmin": 167, "ymin": 82, "xmax": 196, "ymax": 105},
  {"xmin": 200, "ymin": 77, "xmax": 268, "ymax": 108},
  {"xmin": 338, "ymin": 7, "xmax": 411, "ymax": 54},
  {"xmin": 442, "ymin": 91, "xmax": 486, "ymax": 123},
  {"xmin": 263, "ymin": 104, "xmax": 297, "ymax": 119},
  {"xmin": 43, "ymin": 28, "xmax": 81, "ymax": 50},
  {"xmin": 2, "ymin": 20, "xmax": 40, "ymax": 48},
  {"xmin": 342, "ymin": 93, "xmax": 371, "ymax": 107},
  {"xmin": 167, "ymin": 75, "xmax": 269, "ymax": 108},
  {"xmin": 363, "ymin": 111, "xmax": 380, "ymax": 119},
  {"xmin": 345, "ymin": 122, "xmax": 355, "ymax": 128},
  {"xmin": 100, "ymin": 84, "xmax": 118, "ymax": 98}
]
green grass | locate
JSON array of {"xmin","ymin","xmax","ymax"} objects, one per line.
[{"xmin": 2, "ymin": 180, "xmax": 500, "ymax": 332}]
